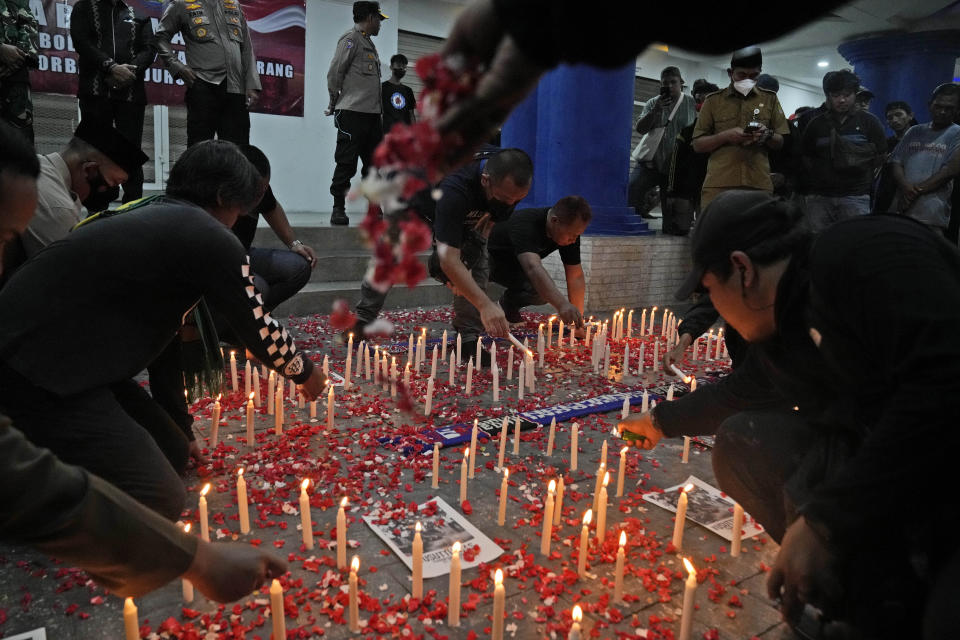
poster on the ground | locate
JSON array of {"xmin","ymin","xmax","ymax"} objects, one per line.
[
  {"xmin": 30, "ymin": 0, "xmax": 305, "ymax": 116},
  {"xmin": 362, "ymin": 497, "xmax": 503, "ymax": 578},
  {"xmin": 643, "ymin": 475, "xmax": 764, "ymax": 542}
]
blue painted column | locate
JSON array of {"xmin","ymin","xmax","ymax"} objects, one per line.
[
  {"xmin": 839, "ymin": 30, "xmax": 960, "ymax": 127},
  {"xmin": 501, "ymin": 63, "xmax": 650, "ymax": 235}
]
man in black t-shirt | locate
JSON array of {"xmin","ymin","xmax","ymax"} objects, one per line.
[
  {"xmin": 488, "ymin": 196, "xmax": 589, "ymax": 325},
  {"xmin": 382, "ymin": 54, "xmax": 416, "ymax": 134}
]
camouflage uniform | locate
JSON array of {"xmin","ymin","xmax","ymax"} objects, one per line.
[{"xmin": 0, "ymin": 0, "xmax": 39, "ymax": 144}]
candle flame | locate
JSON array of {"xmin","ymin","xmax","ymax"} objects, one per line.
[
  {"xmin": 682, "ymin": 483, "xmax": 694, "ymax": 493},
  {"xmin": 230, "ymin": 350, "xmax": 236, "ymax": 356},
  {"xmin": 351, "ymin": 556, "xmax": 360, "ymax": 572},
  {"xmin": 452, "ymin": 540, "xmax": 461, "ymax": 553},
  {"xmin": 504, "ymin": 469, "xmax": 510, "ymax": 479},
  {"xmin": 200, "ymin": 483, "xmax": 210, "ymax": 498},
  {"xmin": 619, "ymin": 530, "xmax": 627, "ymax": 547},
  {"xmin": 340, "ymin": 497, "xmax": 348, "ymax": 508},
  {"xmin": 548, "ymin": 479, "xmax": 556, "ymax": 492},
  {"xmin": 621, "ymin": 446, "xmax": 628, "ymax": 454},
  {"xmin": 301, "ymin": 478, "xmax": 309, "ymax": 492},
  {"xmin": 572, "ymin": 604, "xmax": 582, "ymax": 622},
  {"xmin": 249, "ymin": 392, "xmax": 254, "ymax": 400},
  {"xmin": 603, "ymin": 471, "xmax": 610, "ymax": 487},
  {"xmin": 349, "ymin": 332, "xmax": 353, "ymax": 338},
  {"xmin": 184, "ymin": 522, "xmax": 191, "ymax": 533},
  {"xmin": 549, "ymin": 315, "xmax": 556, "ymax": 321},
  {"xmin": 683, "ymin": 376, "xmax": 692, "ymax": 384},
  {"xmin": 217, "ymin": 393, "xmax": 222, "ymax": 401},
  {"xmin": 464, "ymin": 447, "xmax": 470, "ymax": 458},
  {"xmin": 495, "ymin": 568, "xmax": 503, "ymax": 585},
  {"xmin": 683, "ymin": 556, "xmax": 695, "ymax": 575},
  {"xmin": 415, "ymin": 521, "xmax": 422, "ymax": 532},
  {"xmin": 583, "ymin": 509, "xmax": 593, "ymax": 525},
  {"xmin": 238, "ymin": 467, "xmax": 244, "ymax": 477}
]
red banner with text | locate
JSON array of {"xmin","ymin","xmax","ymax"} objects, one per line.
[{"xmin": 30, "ymin": 0, "xmax": 305, "ymax": 117}]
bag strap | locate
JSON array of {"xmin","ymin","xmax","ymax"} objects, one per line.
[{"xmin": 665, "ymin": 95, "xmax": 684, "ymax": 124}]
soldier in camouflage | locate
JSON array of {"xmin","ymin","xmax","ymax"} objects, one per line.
[{"xmin": 0, "ymin": 0, "xmax": 39, "ymax": 144}]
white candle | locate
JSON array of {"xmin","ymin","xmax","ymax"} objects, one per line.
[
  {"xmin": 430, "ymin": 345, "xmax": 438, "ymax": 380},
  {"xmin": 603, "ymin": 343, "xmax": 611, "ymax": 378},
  {"xmin": 546, "ymin": 417, "xmax": 556, "ymax": 456},
  {"xmin": 431, "ymin": 443, "xmax": 440, "ymax": 489},
  {"xmin": 253, "ymin": 368, "xmax": 262, "ymax": 406},
  {"xmin": 373, "ymin": 346, "xmax": 381, "ymax": 385},
  {"xmin": 295, "ymin": 478, "xmax": 313, "ymax": 550},
  {"xmin": 475, "ymin": 337, "xmax": 483, "ymax": 373},
  {"xmin": 349, "ymin": 556, "xmax": 360, "ymax": 632},
  {"xmin": 541, "ymin": 479, "xmax": 556, "ymax": 556},
  {"xmin": 424, "ymin": 377, "xmax": 434, "ymax": 415},
  {"xmin": 553, "ymin": 476, "xmax": 565, "ymax": 526},
  {"xmin": 690, "ymin": 377, "xmax": 698, "ymax": 392},
  {"xmin": 337, "ymin": 497, "xmax": 348, "ymax": 569},
  {"xmin": 123, "ymin": 597, "xmax": 139, "ymax": 640},
  {"xmin": 681, "ymin": 436, "xmax": 690, "ymax": 463},
  {"xmin": 412, "ymin": 522, "xmax": 423, "ymax": 599},
  {"xmin": 621, "ymin": 397, "xmax": 630, "ymax": 420},
  {"xmin": 210, "ymin": 394, "xmax": 222, "ymax": 447},
  {"xmin": 627, "ymin": 309, "xmax": 634, "ymax": 337},
  {"xmin": 672, "ymin": 483, "xmax": 693, "ymax": 550},
  {"xmin": 274, "ymin": 385, "xmax": 283, "ymax": 435},
  {"xmin": 456, "ymin": 333, "xmax": 462, "ymax": 367},
  {"xmin": 547, "ymin": 316, "xmax": 554, "ymax": 348},
  {"xmin": 448, "ymin": 541, "xmax": 462, "ymax": 627},
  {"xmin": 641, "ymin": 389, "xmax": 649, "ymax": 413},
  {"xmin": 441, "ymin": 329, "xmax": 448, "ymax": 361},
  {"xmin": 497, "ymin": 469, "xmax": 509, "ymax": 526},
  {"xmin": 468, "ymin": 419, "xmax": 478, "ymax": 479},
  {"xmin": 667, "ymin": 384, "xmax": 675, "ymax": 402},
  {"xmin": 640, "ymin": 309, "xmax": 647, "ymax": 336},
  {"xmin": 407, "ymin": 333, "xmax": 415, "ymax": 367},
  {"xmin": 310, "ymin": 399, "xmax": 317, "ymax": 420},
  {"xmin": 558, "ymin": 320, "xmax": 565, "ymax": 347},
  {"xmin": 506, "ymin": 345, "xmax": 514, "ymax": 380},
  {"xmin": 327, "ymin": 385, "xmax": 335, "ymax": 429},
  {"xmin": 679, "ymin": 557, "xmax": 697, "ymax": 640},
  {"xmin": 364, "ymin": 344, "xmax": 371, "ymax": 380},
  {"xmin": 517, "ymin": 359, "xmax": 525, "ymax": 400},
  {"xmin": 596, "ymin": 472, "xmax": 609, "ymax": 544},
  {"xmin": 731, "ymin": 502, "xmax": 744, "ymax": 557},
  {"xmin": 199, "ymin": 483, "xmax": 210, "ymax": 542},
  {"xmin": 244, "ymin": 360, "xmax": 251, "ymax": 396},
  {"xmin": 525, "ymin": 349, "xmax": 535, "ymax": 393},
  {"xmin": 537, "ymin": 324, "xmax": 545, "ymax": 368},
  {"xmin": 513, "ymin": 416, "xmax": 521, "ymax": 455},
  {"xmin": 623, "ymin": 343, "xmax": 630, "ymax": 375},
  {"xmin": 289, "ymin": 377, "xmax": 296, "ymax": 403},
  {"xmin": 614, "ymin": 530, "xmax": 627, "ymax": 602},
  {"xmin": 649, "ymin": 306, "xmax": 657, "ymax": 335},
  {"xmin": 706, "ymin": 329, "xmax": 714, "ymax": 361},
  {"xmin": 270, "ymin": 578, "xmax": 286, "ymax": 640},
  {"xmin": 447, "ymin": 353, "xmax": 455, "ymax": 386},
  {"xmin": 492, "ymin": 358, "xmax": 500, "ymax": 401},
  {"xmin": 181, "ymin": 523, "xmax": 194, "ymax": 602},
  {"xmin": 230, "ymin": 351, "xmax": 238, "ymax": 392},
  {"xmin": 496, "ymin": 417, "xmax": 508, "ymax": 470},
  {"xmin": 404, "ymin": 362, "xmax": 411, "ymax": 389},
  {"xmin": 569, "ymin": 604, "xmax": 583, "ymax": 640},
  {"xmin": 592, "ymin": 463, "xmax": 606, "ymax": 514},
  {"xmin": 465, "ymin": 357, "xmax": 473, "ymax": 394},
  {"xmin": 616, "ymin": 446, "xmax": 628, "ymax": 497},
  {"xmin": 637, "ymin": 344, "xmax": 645, "ymax": 375},
  {"xmin": 600, "ymin": 439, "xmax": 609, "ymax": 468},
  {"xmin": 459, "ymin": 447, "xmax": 469, "ymax": 504},
  {"xmin": 345, "ymin": 334, "xmax": 353, "ymax": 389},
  {"xmin": 492, "ymin": 568, "xmax": 505, "ymax": 640},
  {"xmin": 577, "ymin": 509, "xmax": 592, "ymax": 577},
  {"xmin": 570, "ymin": 423, "xmax": 579, "ymax": 471},
  {"xmin": 237, "ymin": 468, "xmax": 250, "ymax": 534}
]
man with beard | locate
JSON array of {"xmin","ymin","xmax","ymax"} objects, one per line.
[{"xmin": 19, "ymin": 120, "xmax": 146, "ymax": 260}]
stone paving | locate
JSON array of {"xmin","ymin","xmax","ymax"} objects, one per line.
[{"xmin": 0, "ymin": 307, "xmax": 794, "ymax": 640}]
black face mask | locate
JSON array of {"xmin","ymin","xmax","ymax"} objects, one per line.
[
  {"xmin": 82, "ymin": 171, "xmax": 119, "ymax": 213},
  {"xmin": 487, "ymin": 198, "xmax": 514, "ymax": 223},
  {"xmin": 393, "ymin": 69, "xmax": 406, "ymax": 80}
]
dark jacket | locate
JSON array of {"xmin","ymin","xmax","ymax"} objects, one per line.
[
  {"xmin": 70, "ymin": 0, "xmax": 155, "ymax": 104},
  {"xmin": 655, "ymin": 215, "xmax": 960, "ymax": 552}
]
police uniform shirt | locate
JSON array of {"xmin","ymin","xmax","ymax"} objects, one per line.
[
  {"xmin": 327, "ymin": 26, "xmax": 381, "ymax": 114},
  {"xmin": 693, "ymin": 85, "xmax": 789, "ymax": 191},
  {"xmin": 155, "ymin": 0, "xmax": 261, "ymax": 94}
]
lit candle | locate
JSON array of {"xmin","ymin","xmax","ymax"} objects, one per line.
[
  {"xmin": 649, "ymin": 306, "xmax": 657, "ymax": 335},
  {"xmin": 681, "ymin": 436, "xmax": 690, "ymax": 463},
  {"xmin": 441, "ymin": 329, "xmax": 448, "ymax": 361},
  {"xmin": 229, "ymin": 350, "xmax": 238, "ymax": 392},
  {"xmin": 244, "ymin": 359, "xmax": 251, "ymax": 396},
  {"xmin": 506, "ymin": 345, "xmax": 514, "ymax": 380},
  {"xmin": 706, "ymin": 329, "xmax": 714, "ymax": 361},
  {"xmin": 541, "ymin": 479, "xmax": 556, "ymax": 556},
  {"xmin": 456, "ymin": 333, "xmax": 462, "ymax": 367},
  {"xmin": 237, "ymin": 468, "xmax": 250, "ymax": 534},
  {"xmin": 404, "ymin": 362, "xmax": 412, "ymax": 389},
  {"xmin": 497, "ymin": 469, "xmax": 509, "ymax": 526},
  {"xmin": 596, "ymin": 472, "xmax": 609, "ymax": 544},
  {"xmin": 407, "ymin": 333, "xmax": 415, "ymax": 367},
  {"xmin": 424, "ymin": 377, "xmax": 434, "ymax": 415},
  {"xmin": 448, "ymin": 541, "xmax": 462, "ymax": 627},
  {"xmin": 577, "ymin": 509, "xmax": 592, "ymax": 577},
  {"xmin": 640, "ymin": 308, "xmax": 647, "ymax": 336},
  {"xmin": 553, "ymin": 476, "xmax": 565, "ymax": 526},
  {"xmin": 672, "ymin": 483, "xmax": 694, "ymax": 550},
  {"xmin": 326, "ymin": 385, "xmax": 335, "ymax": 429},
  {"xmin": 592, "ymin": 463, "xmax": 606, "ymax": 514},
  {"xmin": 431, "ymin": 443, "xmax": 440, "ymax": 489},
  {"xmin": 469, "ymin": 419, "xmax": 478, "ymax": 479},
  {"xmin": 496, "ymin": 416, "xmax": 508, "ymax": 470},
  {"xmin": 337, "ymin": 497, "xmax": 348, "ymax": 569},
  {"xmin": 627, "ymin": 309, "xmax": 634, "ymax": 337},
  {"xmin": 123, "ymin": 597, "xmax": 139, "ymax": 640},
  {"xmin": 430, "ymin": 345, "xmax": 438, "ymax": 380},
  {"xmin": 570, "ymin": 423, "xmax": 579, "ymax": 471},
  {"xmin": 181, "ymin": 523, "xmax": 194, "ymax": 602},
  {"xmin": 492, "ymin": 568, "xmax": 505, "ymax": 640},
  {"xmin": 412, "ymin": 521, "xmax": 423, "ymax": 599},
  {"xmin": 525, "ymin": 348, "xmax": 535, "ymax": 393},
  {"xmin": 558, "ymin": 319, "xmax": 565, "ymax": 347},
  {"xmin": 513, "ymin": 416, "xmax": 521, "ymax": 455},
  {"xmin": 459, "ymin": 447, "xmax": 469, "ymax": 504},
  {"xmin": 373, "ymin": 345, "xmax": 381, "ymax": 385},
  {"xmin": 614, "ymin": 530, "xmax": 627, "ymax": 602},
  {"xmin": 475, "ymin": 337, "xmax": 483, "ymax": 373},
  {"xmin": 569, "ymin": 604, "xmax": 582, "ymax": 640},
  {"xmin": 299, "ymin": 478, "xmax": 313, "ymax": 550},
  {"xmin": 731, "ymin": 502, "xmax": 744, "ymax": 557},
  {"xmin": 448, "ymin": 353, "xmax": 455, "ymax": 386},
  {"xmin": 547, "ymin": 316, "xmax": 555, "ymax": 347},
  {"xmin": 199, "ymin": 483, "xmax": 211, "ymax": 542},
  {"xmin": 616, "ymin": 446, "xmax": 628, "ymax": 497},
  {"xmin": 690, "ymin": 377, "xmax": 697, "ymax": 392},
  {"xmin": 546, "ymin": 417, "xmax": 556, "ymax": 456},
  {"xmin": 210, "ymin": 393, "xmax": 222, "ymax": 447},
  {"xmin": 465, "ymin": 356, "xmax": 473, "ymax": 394},
  {"xmin": 600, "ymin": 439, "xmax": 608, "ymax": 468},
  {"xmin": 679, "ymin": 557, "xmax": 697, "ymax": 640},
  {"xmin": 349, "ymin": 556, "xmax": 360, "ymax": 632},
  {"xmin": 270, "ymin": 578, "xmax": 286, "ymax": 640},
  {"xmin": 267, "ymin": 370, "xmax": 276, "ymax": 414}
]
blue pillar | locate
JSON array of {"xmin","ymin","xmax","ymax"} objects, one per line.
[
  {"xmin": 839, "ymin": 30, "xmax": 960, "ymax": 127},
  {"xmin": 501, "ymin": 63, "xmax": 651, "ymax": 236}
]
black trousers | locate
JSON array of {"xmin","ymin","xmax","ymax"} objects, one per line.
[
  {"xmin": 185, "ymin": 79, "xmax": 249, "ymax": 148},
  {"xmin": 330, "ymin": 110, "xmax": 382, "ymax": 208},
  {"xmin": 78, "ymin": 96, "xmax": 146, "ymax": 202},
  {"xmin": 0, "ymin": 362, "xmax": 186, "ymax": 521}
]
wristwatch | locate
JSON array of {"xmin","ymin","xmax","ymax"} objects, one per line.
[{"xmin": 289, "ymin": 240, "xmax": 304, "ymax": 250}]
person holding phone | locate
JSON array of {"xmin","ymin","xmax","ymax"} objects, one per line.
[
  {"xmin": 691, "ymin": 47, "xmax": 790, "ymax": 211},
  {"xmin": 628, "ymin": 66, "xmax": 697, "ymax": 222}
]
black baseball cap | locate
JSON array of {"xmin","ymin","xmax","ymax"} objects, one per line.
[
  {"xmin": 73, "ymin": 120, "xmax": 148, "ymax": 178},
  {"xmin": 675, "ymin": 190, "xmax": 800, "ymax": 300}
]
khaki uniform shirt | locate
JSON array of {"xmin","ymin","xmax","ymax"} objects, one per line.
[
  {"xmin": 22, "ymin": 153, "xmax": 82, "ymax": 259},
  {"xmin": 327, "ymin": 26, "xmax": 381, "ymax": 114},
  {"xmin": 155, "ymin": 0, "xmax": 261, "ymax": 94},
  {"xmin": 693, "ymin": 85, "xmax": 789, "ymax": 191}
]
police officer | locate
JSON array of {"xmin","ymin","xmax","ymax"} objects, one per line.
[
  {"xmin": 325, "ymin": 1, "xmax": 387, "ymax": 226},
  {"xmin": 0, "ymin": 0, "xmax": 39, "ymax": 144},
  {"xmin": 691, "ymin": 47, "xmax": 790, "ymax": 210},
  {"xmin": 155, "ymin": 0, "xmax": 261, "ymax": 147}
]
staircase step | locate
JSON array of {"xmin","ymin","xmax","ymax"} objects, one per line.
[
  {"xmin": 253, "ymin": 225, "xmax": 371, "ymax": 253},
  {"xmin": 272, "ymin": 279, "xmax": 451, "ymax": 318},
  {"xmin": 309, "ymin": 250, "xmax": 431, "ymax": 284}
]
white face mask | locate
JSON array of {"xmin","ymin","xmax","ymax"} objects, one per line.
[{"xmin": 733, "ymin": 79, "xmax": 756, "ymax": 96}]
